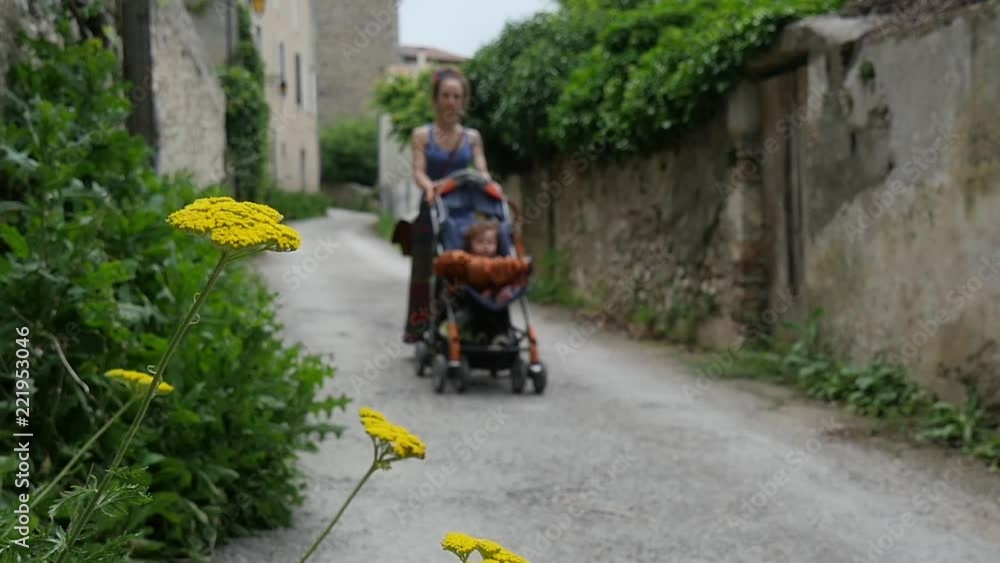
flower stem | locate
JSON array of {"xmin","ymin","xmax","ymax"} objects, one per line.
[
  {"xmin": 299, "ymin": 457, "xmax": 380, "ymax": 562},
  {"xmin": 54, "ymin": 253, "xmax": 229, "ymax": 563},
  {"xmin": 0, "ymin": 397, "xmax": 136, "ymax": 542},
  {"xmin": 35, "ymin": 397, "xmax": 137, "ymax": 507}
]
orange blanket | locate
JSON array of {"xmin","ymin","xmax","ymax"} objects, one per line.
[{"xmin": 433, "ymin": 250, "xmax": 533, "ymax": 289}]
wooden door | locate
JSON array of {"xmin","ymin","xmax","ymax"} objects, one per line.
[{"xmin": 758, "ymin": 65, "xmax": 808, "ymax": 320}]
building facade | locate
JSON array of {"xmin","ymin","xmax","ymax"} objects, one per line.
[
  {"xmin": 190, "ymin": 0, "xmax": 320, "ymax": 193},
  {"xmin": 314, "ymin": 0, "xmax": 399, "ymax": 127}
]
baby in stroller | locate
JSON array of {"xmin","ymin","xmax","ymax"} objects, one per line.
[
  {"xmin": 436, "ymin": 219, "xmax": 532, "ymax": 348},
  {"xmin": 413, "ymin": 167, "xmax": 546, "ymax": 394}
]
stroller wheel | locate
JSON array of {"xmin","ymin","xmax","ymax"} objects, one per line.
[
  {"xmin": 449, "ymin": 358, "xmax": 469, "ymax": 394},
  {"xmin": 431, "ymin": 355, "xmax": 448, "ymax": 393},
  {"xmin": 510, "ymin": 357, "xmax": 526, "ymax": 395},
  {"xmin": 530, "ymin": 362, "xmax": 547, "ymax": 395},
  {"xmin": 415, "ymin": 341, "xmax": 430, "ymax": 377}
]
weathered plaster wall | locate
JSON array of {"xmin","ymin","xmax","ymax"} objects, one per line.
[
  {"xmin": 505, "ymin": 113, "xmax": 742, "ymax": 349},
  {"xmin": 800, "ymin": 2, "xmax": 1000, "ymax": 404},
  {"xmin": 151, "ymin": 0, "xmax": 226, "ymax": 186}
]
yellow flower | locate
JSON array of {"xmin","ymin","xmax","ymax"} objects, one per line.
[
  {"xmin": 441, "ymin": 533, "xmax": 529, "ymax": 563},
  {"xmin": 359, "ymin": 407, "xmax": 426, "ymax": 460},
  {"xmin": 475, "ymin": 539, "xmax": 503, "ymax": 556},
  {"xmin": 442, "ymin": 532, "xmax": 480, "ymax": 558},
  {"xmin": 491, "ymin": 549, "xmax": 528, "ymax": 563},
  {"xmin": 105, "ymin": 369, "xmax": 174, "ymax": 395},
  {"xmin": 166, "ymin": 196, "xmax": 302, "ymax": 252},
  {"xmin": 358, "ymin": 407, "xmax": 386, "ymax": 422}
]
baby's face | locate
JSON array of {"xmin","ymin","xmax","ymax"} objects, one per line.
[{"xmin": 470, "ymin": 231, "xmax": 498, "ymax": 257}]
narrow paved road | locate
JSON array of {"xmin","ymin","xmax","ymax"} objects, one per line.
[{"xmin": 214, "ymin": 209, "xmax": 1000, "ymax": 563}]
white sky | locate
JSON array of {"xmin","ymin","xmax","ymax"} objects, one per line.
[{"xmin": 398, "ymin": 0, "xmax": 557, "ymax": 58}]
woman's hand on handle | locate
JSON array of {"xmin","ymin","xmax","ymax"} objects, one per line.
[{"xmin": 425, "ymin": 179, "xmax": 443, "ymax": 203}]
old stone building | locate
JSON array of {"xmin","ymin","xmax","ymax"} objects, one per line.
[
  {"xmin": 190, "ymin": 0, "xmax": 321, "ymax": 193},
  {"xmin": 1, "ymin": 0, "xmax": 227, "ymax": 186},
  {"xmin": 314, "ymin": 0, "xmax": 399, "ymax": 127}
]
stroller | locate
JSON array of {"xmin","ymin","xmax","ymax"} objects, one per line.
[{"xmin": 411, "ymin": 169, "xmax": 547, "ymax": 394}]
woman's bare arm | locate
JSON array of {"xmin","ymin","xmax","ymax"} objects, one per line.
[
  {"xmin": 411, "ymin": 128, "xmax": 435, "ymax": 196},
  {"xmin": 470, "ymin": 129, "xmax": 491, "ymax": 179}
]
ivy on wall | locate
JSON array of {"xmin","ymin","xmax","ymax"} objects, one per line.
[
  {"xmin": 373, "ymin": 0, "xmax": 843, "ymax": 177},
  {"xmin": 220, "ymin": 4, "xmax": 268, "ymax": 201}
]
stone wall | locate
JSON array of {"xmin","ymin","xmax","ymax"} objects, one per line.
[
  {"xmin": 503, "ymin": 3, "xmax": 1000, "ymax": 405},
  {"xmin": 315, "ymin": 0, "xmax": 399, "ymax": 127},
  {"xmin": 795, "ymin": 2, "xmax": 1000, "ymax": 404},
  {"xmin": 504, "ymin": 111, "xmax": 743, "ymax": 349},
  {"xmin": 151, "ymin": 0, "xmax": 227, "ymax": 187},
  {"xmin": 0, "ymin": 0, "xmax": 16, "ymax": 111}
]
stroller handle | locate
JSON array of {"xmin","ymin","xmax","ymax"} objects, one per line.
[{"xmin": 429, "ymin": 169, "xmax": 501, "ymax": 203}]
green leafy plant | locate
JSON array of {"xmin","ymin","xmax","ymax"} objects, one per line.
[
  {"xmin": 372, "ymin": 68, "xmax": 433, "ymax": 146},
  {"xmin": 320, "ymin": 116, "xmax": 378, "ymax": 186},
  {"xmin": 264, "ymin": 188, "xmax": 332, "ymax": 221},
  {"xmin": 918, "ymin": 393, "xmax": 985, "ymax": 448},
  {"xmin": 529, "ymin": 249, "xmax": 583, "ymax": 306},
  {"xmin": 718, "ymin": 310, "xmax": 999, "ymax": 468},
  {"xmin": 0, "ymin": 28, "xmax": 345, "ymax": 562},
  {"xmin": 917, "ymin": 388, "xmax": 1000, "ymax": 468},
  {"xmin": 221, "ymin": 4, "xmax": 269, "ymax": 201},
  {"xmin": 373, "ymin": 0, "xmax": 845, "ymax": 176}
]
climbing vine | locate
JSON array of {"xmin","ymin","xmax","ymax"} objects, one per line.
[
  {"xmin": 220, "ymin": 4, "xmax": 268, "ymax": 201},
  {"xmin": 548, "ymin": 0, "xmax": 843, "ymax": 155}
]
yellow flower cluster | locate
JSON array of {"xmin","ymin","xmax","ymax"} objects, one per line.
[
  {"xmin": 359, "ymin": 407, "xmax": 426, "ymax": 460},
  {"xmin": 105, "ymin": 369, "xmax": 174, "ymax": 395},
  {"xmin": 166, "ymin": 196, "xmax": 302, "ymax": 252},
  {"xmin": 441, "ymin": 532, "xmax": 528, "ymax": 563}
]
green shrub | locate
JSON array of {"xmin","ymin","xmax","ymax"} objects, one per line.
[
  {"xmin": 548, "ymin": 0, "xmax": 843, "ymax": 155},
  {"xmin": 221, "ymin": 65, "xmax": 269, "ymax": 202},
  {"xmin": 320, "ymin": 116, "xmax": 378, "ymax": 186},
  {"xmin": 264, "ymin": 189, "xmax": 332, "ymax": 221},
  {"xmin": 372, "ymin": 69, "xmax": 432, "ymax": 147},
  {"xmin": 232, "ymin": 4, "xmax": 265, "ymax": 85},
  {"xmin": 373, "ymin": 0, "xmax": 843, "ymax": 176},
  {"xmin": 720, "ymin": 310, "xmax": 1000, "ymax": 467},
  {"xmin": 0, "ymin": 33, "xmax": 346, "ymax": 561}
]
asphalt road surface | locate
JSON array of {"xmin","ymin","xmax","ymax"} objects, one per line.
[{"xmin": 213, "ymin": 209, "xmax": 1000, "ymax": 563}]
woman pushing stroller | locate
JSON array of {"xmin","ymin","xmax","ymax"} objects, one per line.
[
  {"xmin": 400, "ymin": 66, "xmax": 547, "ymax": 394},
  {"xmin": 402, "ymin": 66, "xmax": 491, "ymax": 344}
]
